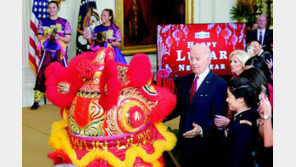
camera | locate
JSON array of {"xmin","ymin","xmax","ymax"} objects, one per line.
[
  {"xmin": 259, "ymin": 85, "xmax": 266, "ymax": 101},
  {"xmin": 247, "ymin": 45, "xmax": 254, "ymax": 56}
]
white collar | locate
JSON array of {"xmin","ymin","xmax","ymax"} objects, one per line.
[
  {"xmin": 258, "ymin": 28, "xmax": 266, "ymax": 33},
  {"xmin": 234, "ymin": 107, "xmax": 251, "ymax": 117},
  {"xmin": 259, "ymin": 49, "xmax": 264, "ymax": 55},
  {"xmin": 195, "ymin": 67, "xmax": 210, "ymax": 81}
]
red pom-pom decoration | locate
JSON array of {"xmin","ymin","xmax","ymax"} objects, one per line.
[
  {"xmin": 149, "ymin": 86, "xmax": 176, "ymax": 123},
  {"xmin": 127, "ymin": 54, "xmax": 152, "ymax": 87},
  {"xmin": 77, "ymin": 59, "xmax": 96, "ymax": 80},
  {"xmin": 99, "ymin": 59, "xmax": 121, "ymax": 111}
]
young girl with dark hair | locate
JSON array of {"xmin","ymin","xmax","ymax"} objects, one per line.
[
  {"xmin": 85, "ymin": 8, "xmax": 127, "ymax": 64},
  {"xmin": 239, "ymin": 67, "xmax": 272, "ymax": 107},
  {"xmin": 245, "ymin": 56, "xmax": 273, "ymax": 85},
  {"xmin": 240, "ymin": 67, "xmax": 273, "ymax": 167},
  {"xmin": 31, "ymin": 0, "xmax": 71, "ymax": 110},
  {"xmin": 222, "ymin": 77, "xmax": 259, "ymax": 167}
]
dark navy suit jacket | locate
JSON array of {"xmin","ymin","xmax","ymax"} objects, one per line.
[
  {"xmin": 167, "ymin": 70, "xmax": 227, "ymax": 140},
  {"xmin": 223, "ymin": 109, "xmax": 257, "ymax": 167},
  {"xmin": 247, "ymin": 29, "xmax": 273, "ymax": 52},
  {"xmin": 165, "ymin": 70, "xmax": 228, "ymax": 166},
  {"xmin": 170, "ymin": 71, "xmax": 228, "ymax": 134}
]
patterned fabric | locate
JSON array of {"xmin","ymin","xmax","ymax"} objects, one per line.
[
  {"xmin": 189, "ymin": 76, "xmax": 199, "ymax": 102},
  {"xmin": 34, "ymin": 89, "xmax": 43, "ymax": 102},
  {"xmin": 34, "ymin": 17, "xmax": 71, "ymax": 93},
  {"xmin": 91, "ymin": 25, "xmax": 127, "ymax": 64},
  {"xmin": 37, "ymin": 17, "xmax": 71, "ymax": 37},
  {"xmin": 34, "ymin": 49, "xmax": 67, "ymax": 93},
  {"xmin": 92, "ymin": 24, "xmax": 122, "ymax": 42}
]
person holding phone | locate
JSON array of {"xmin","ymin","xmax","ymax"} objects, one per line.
[
  {"xmin": 249, "ymin": 40, "xmax": 273, "ymax": 73},
  {"xmin": 255, "ymin": 92, "xmax": 273, "ymax": 167},
  {"xmin": 246, "ymin": 45, "xmax": 255, "ymax": 57},
  {"xmin": 240, "ymin": 68, "xmax": 273, "ymax": 167},
  {"xmin": 215, "ymin": 66, "xmax": 273, "ymax": 128},
  {"xmin": 216, "ymin": 68, "xmax": 273, "ymax": 167}
]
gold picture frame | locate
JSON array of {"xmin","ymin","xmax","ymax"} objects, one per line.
[{"xmin": 115, "ymin": 0, "xmax": 193, "ymax": 55}]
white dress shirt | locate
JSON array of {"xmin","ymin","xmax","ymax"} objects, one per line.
[
  {"xmin": 258, "ymin": 49, "xmax": 264, "ymax": 57},
  {"xmin": 193, "ymin": 67, "xmax": 210, "ymax": 91}
]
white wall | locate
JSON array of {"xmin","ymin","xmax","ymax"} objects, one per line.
[
  {"xmin": 193, "ymin": 0, "xmax": 236, "ymax": 23},
  {"xmin": 22, "ymin": 0, "xmax": 236, "ymax": 107},
  {"xmin": 22, "ymin": 0, "xmax": 116, "ymax": 107}
]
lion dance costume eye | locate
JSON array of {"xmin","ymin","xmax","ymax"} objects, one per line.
[{"xmin": 45, "ymin": 46, "xmax": 177, "ymax": 167}]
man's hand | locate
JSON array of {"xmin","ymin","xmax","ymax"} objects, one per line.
[
  {"xmin": 183, "ymin": 123, "xmax": 201, "ymax": 138},
  {"xmin": 214, "ymin": 115, "xmax": 230, "ymax": 128}
]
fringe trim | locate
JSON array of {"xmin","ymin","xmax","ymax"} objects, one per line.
[{"xmin": 48, "ymin": 120, "xmax": 176, "ymax": 167}]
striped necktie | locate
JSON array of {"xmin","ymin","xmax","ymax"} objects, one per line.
[{"xmin": 189, "ymin": 76, "xmax": 199, "ymax": 102}]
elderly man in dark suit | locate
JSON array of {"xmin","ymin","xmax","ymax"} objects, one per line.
[
  {"xmin": 247, "ymin": 14, "xmax": 273, "ymax": 52},
  {"xmin": 165, "ymin": 44, "xmax": 228, "ymax": 167}
]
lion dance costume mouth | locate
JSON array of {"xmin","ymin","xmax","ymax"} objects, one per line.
[{"xmin": 45, "ymin": 46, "xmax": 177, "ymax": 167}]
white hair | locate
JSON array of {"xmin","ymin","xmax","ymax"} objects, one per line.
[
  {"xmin": 229, "ymin": 50, "xmax": 250, "ymax": 68},
  {"xmin": 190, "ymin": 43, "xmax": 211, "ymax": 58}
]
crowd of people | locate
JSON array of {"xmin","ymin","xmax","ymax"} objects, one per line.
[
  {"xmin": 165, "ymin": 44, "xmax": 273, "ymax": 167},
  {"xmin": 30, "ymin": 1, "xmax": 273, "ymax": 166},
  {"xmin": 164, "ymin": 14, "xmax": 273, "ymax": 167}
]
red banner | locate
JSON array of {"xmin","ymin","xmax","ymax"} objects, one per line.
[{"xmin": 157, "ymin": 23, "xmax": 246, "ymax": 78}]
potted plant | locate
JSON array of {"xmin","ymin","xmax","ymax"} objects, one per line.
[{"xmin": 230, "ymin": 0, "xmax": 257, "ymax": 26}]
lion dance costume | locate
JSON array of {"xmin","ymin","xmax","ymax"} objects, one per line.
[{"xmin": 45, "ymin": 45, "xmax": 177, "ymax": 167}]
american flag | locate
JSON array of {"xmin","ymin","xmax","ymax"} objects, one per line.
[
  {"xmin": 29, "ymin": 0, "xmax": 49, "ymax": 74},
  {"xmin": 83, "ymin": 27, "xmax": 92, "ymax": 39},
  {"xmin": 76, "ymin": 0, "xmax": 100, "ymax": 54}
]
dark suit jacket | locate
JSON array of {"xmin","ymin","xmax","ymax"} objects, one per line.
[
  {"xmin": 247, "ymin": 29, "xmax": 273, "ymax": 52},
  {"xmin": 166, "ymin": 70, "xmax": 228, "ymax": 166},
  {"xmin": 223, "ymin": 109, "xmax": 257, "ymax": 167}
]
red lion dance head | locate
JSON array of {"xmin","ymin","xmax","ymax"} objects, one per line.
[{"xmin": 45, "ymin": 47, "xmax": 177, "ymax": 167}]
